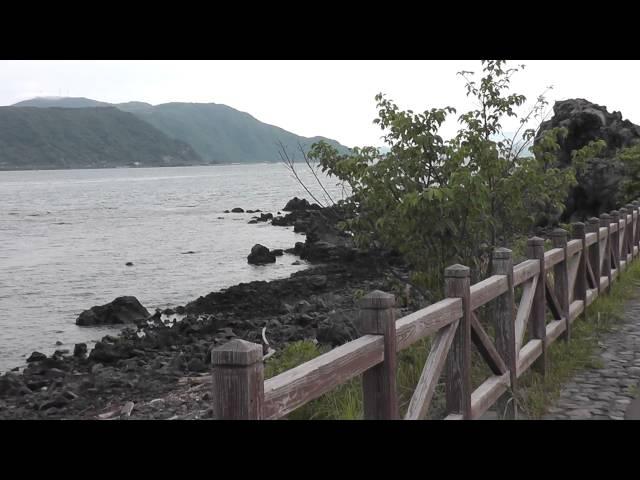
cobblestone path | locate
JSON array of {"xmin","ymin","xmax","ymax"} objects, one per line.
[{"xmin": 541, "ymin": 294, "xmax": 640, "ymax": 420}]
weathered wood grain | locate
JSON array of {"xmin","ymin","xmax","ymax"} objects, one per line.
[
  {"xmin": 515, "ymin": 275, "xmax": 537, "ymax": 353},
  {"xmin": 513, "ymin": 259, "xmax": 540, "ymax": 286},
  {"xmin": 492, "ymin": 248, "xmax": 517, "ymax": 419},
  {"xmin": 545, "ymin": 319, "xmax": 566, "ymax": 347},
  {"xmin": 552, "ymin": 229, "xmax": 570, "ymax": 342},
  {"xmin": 444, "ymin": 264, "xmax": 472, "ymax": 419},
  {"xmin": 566, "ymin": 239, "xmax": 582, "ymax": 257},
  {"xmin": 516, "ymin": 339, "xmax": 543, "ymax": 378},
  {"xmin": 396, "ymin": 298, "xmax": 462, "ymax": 350},
  {"xmin": 527, "ymin": 236, "xmax": 547, "ymax": 376},
  {"xmin": 211, "ymin": 340, "xmax": 264, "ymax": 420},
  {"xmin": 470, "ymin": 373, "xmax": 510, "ymax": 420},
  {"xmin": 263, "ymin": 335, "xmax": 384, "ymax": 419},
  {"xmin": 569, "ymin": 300, "xmax": 584, "ymax": 324},
  {"xmin": 544, "ymin": 248, "xmax": 565, "ymax": 270},
  {"xmin": 470, "ymin": 274, "xmax": 508, "ymax": 311},
  {"xmin": 471, "ymin": 312, "xmax": 507, "ymax": 375},
  {"xmin": 360, "ymin": 291, "xmax": 398, "ymax": 420},
  {"xmin": 405, "ymin": 320, "xmax": 459, "ymax": 420}
]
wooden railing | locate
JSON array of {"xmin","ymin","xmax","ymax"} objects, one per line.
[{"xmin": 210, "ymin": 199, "xmax": 640, "ymax": 420}]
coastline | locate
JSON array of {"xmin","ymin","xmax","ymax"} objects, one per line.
[{"xmin": 0, "ymin": 202, "xmax": 411, "ymax": 419}]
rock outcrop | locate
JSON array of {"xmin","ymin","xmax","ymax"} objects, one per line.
[
  {"xmin": 536, "ymin": 98, "xmax": 640, "ymax": 219},
  {"xmin": 247, "ymin": 244, "xmax": 276, "ymax": 265},
  {"xmin": 283, "ymin": 197, "xmax": 321, "ymax": 211},
  {"xmin": 76, "ymin": 296, "xmax": 150, "ymax": 326}
]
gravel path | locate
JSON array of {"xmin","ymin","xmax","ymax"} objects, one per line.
[{"xmin": 541, "ymin": 293, "xmax": 640, "ymax": 420}]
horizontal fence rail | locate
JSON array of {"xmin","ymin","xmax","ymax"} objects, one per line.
[{"xmin": 210, "ymin": 198, "xmax": 640, "ymax": 420}]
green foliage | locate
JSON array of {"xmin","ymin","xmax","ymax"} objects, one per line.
[
  {"xmin": 309, "ymin": 61, "xmax": 598, "ymax": 293},
  {"xmin": 616, "ymin": 144, "xmax": 640, "ymax": 203}
]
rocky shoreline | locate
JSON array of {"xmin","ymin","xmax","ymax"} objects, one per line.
[{"xmin": 0, "ymin": 198, "xmax": 414, "ymax": 420}]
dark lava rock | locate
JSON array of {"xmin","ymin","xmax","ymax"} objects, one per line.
[
  {"xmin": 39, "ymin": 395, "xmax": 70, "ymax": 411},
  {"xmin": 88, "ymin": 341, "xmax": 133, "ymax": 363},
  {"xmin": 248, "ymin": 219, "xmax": 258, "ymax": 224},
  {"xmin": 76, "ymin": 296, "xmax": 150, "ymax": 326},
  {"xmin": 55, "ymin": 341, "xmax": 63, "ymax": 346},
  {"xmin": 316, "ymin": 311, "xmax": 360, "ymax": 347},
  {"xmin": 308, "ymin": 275, "xmax": 328, "ymax": 289},
  {"xmin": 231, "ymin": 207, "xmax": 244, "ymax": 213},
  {"xmin": 271, "ymin": 249, "xmax": 284, "ymax": 256},
  {"xmin": 223, "ymin": 210, "xmax": 230, "ymax": 213},
  {"xmin": 536, "ymin": 98, "xmax": 640, "ymax": 220},
  {"xmin": 73, "ymin": 343, "xmax": 88, "ymax": 358},
  {"xmin": 126, "ymin": 262, "xmax": 134, "ymax": 266},
  {"xmin": 247, "ymin": 244, "xmax": 276, "ymax": 265},
  {"xmin": 283, "ymin": 197, "xmax": 321, "ymax": 211},
  {"xmin": 0, "ymin": 373, "xmax": 32, "ymax": 396},
  {"xmin": 27, "ymin": 351, "xmax": 47, "ymax": 363},
  {"xmin": 187, "ymin": 358, "xmax": 208, "ymax": 373}
]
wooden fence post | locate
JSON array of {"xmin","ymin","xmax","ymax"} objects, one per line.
[
  {"xmin": 444, "ymin": 264, "xmax": 472, "ymax": 420},
  {"xmin": 551, "ymin": 228, "xmax": 570, "ymax": 342},
  {"xmin": 611, "ymin": 210, "xmax": 620, "ymax": 274},
  {"xmin": 600, "ymin": 213, "xmax": 612, "ymax": 292},
  {"xmin": 573, "ymin": 222, "xmax": 587, "ymax": 322},
  {"xmin": 620, "ymin": 208, "xmax": 629, "ymax": 266},
  {"xmin": 527, "ymin": 237, "xmax": 547, "ymax": 376},
  {"xmin": 492, "ymin": 248, "xmax": 517, "ymax": 419},
  {"xmin": 625, "ymin": 204, "xmax": 635, "ymax": 259},
  {"xmin": 631, "ymin": 200, "xmax": 640, "ymax": 251},
  {"xmin": 587, "ymin": 217, "xmax": 601, "ymax": 295},
  {"xmin": 211, "ymin": 339, "xmax": 264, "ymax": 420},
  {"xmin": 360, "ymin": 290, "xmax": 398, "ymax": 420}
]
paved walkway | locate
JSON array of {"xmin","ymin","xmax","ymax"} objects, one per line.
[{"xmin": 541, "ymin": 294, "xmax": 640, "ymax": 420}]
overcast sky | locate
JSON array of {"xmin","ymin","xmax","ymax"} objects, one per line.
[{"xmin": 1, "ymin": 60, "xmax": 639, "ymax": 147}]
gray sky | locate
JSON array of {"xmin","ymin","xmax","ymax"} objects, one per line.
[{"xmin": 1, "ymin": 60, "xmax": 639, "ymax": 147}]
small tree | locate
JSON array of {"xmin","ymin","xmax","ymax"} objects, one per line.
[{"xmin": 308, "ymin": 60, "xmax": 602, "ymax": 296}]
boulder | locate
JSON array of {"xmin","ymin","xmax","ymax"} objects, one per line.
[
  {"xmin": 270, "ymin": 249, "xmax": 284, "ymax": 256},
  {"xmin": 76, "ymin": 296, "xmax": 150, "ymax": 326},
  {"xmin": 73, "ymin": 343, "xmax": 88, "ymax": 358},
  {"xmin": 283, "ymin": 197, "xmax": 321, "ymax": 211},
  {"xmin": 247, "ymin": 244, "xmax": 276, "ymax": 265},
  {"xmin": 316, "ymin": 311, "xmax": 359, "ymax": 347},
  {"xmin": 26, "ymin": 351, "xmax": 47, "ymax": 363},
  {"xmin": 231, "ymin": 207, "xmax": 244, "ymax": 213}
]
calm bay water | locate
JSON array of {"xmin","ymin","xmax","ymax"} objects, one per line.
[{"xmin": 0, "ymin": 164, "xmax": 345, "ymax": 373}]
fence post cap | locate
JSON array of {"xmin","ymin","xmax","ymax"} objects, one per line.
[
  {"xmin": 600, "ymin": 213, "xmax": 611, "ymax": 219},
  {"xmin": 527, "ymin": 236, "xmax": 545, "ymax": 246},
  {"xmin": 444, "ymin": 264, "xmax": 470, "ymax": 278},
  {"xmin": 611, "ymin": 210, "xmax": 620, "ymax": 217},
  {"xmin": 211, "ymin": 339, "xmax": 263, "ymax": 366},
  {"xmin": 551, "ymin": 228, "xmax": 568, "ymax": 238},
  {"xmin": 493, "ymin": 247, "xmax": 513, "ymax": 259},
  {"xmin": 360, "ymin": 290, "xmax": 395, "ymax": 309},
  {"xmin": 588, "ymin": 217, "xmax": 600, "ymax": 224},
  {"xmin": 572, "ymin": 222, "xmax": 586, "ymax": 233}
]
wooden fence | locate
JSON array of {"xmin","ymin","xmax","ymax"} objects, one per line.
[{"xmin": 210, "ymin": 199, "xmax": 640, "ymax": 420}]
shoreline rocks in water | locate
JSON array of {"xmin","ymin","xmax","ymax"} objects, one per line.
[
  {"xmin": 76, "ymin": 296, "xmax": 150, "ymax": 326},
  {"xmin": 247, "ymin": 244, "xmax": 276, "ymax": 265},
  {"xmin": 283, "ymin": 197, "xmax": 321, "ymax": 211},
  {"xmin": 0, "ymin": 197, "xmax": 417, "ymax": 419}
]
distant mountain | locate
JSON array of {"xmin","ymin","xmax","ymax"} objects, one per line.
[
  {"xmin": 12, "ymin": 96, "xmax": 351, "ymax": 165},
  {"xmin": 0, "ymin": 106, "xmax": 203, "ymax": 170},
  {"xmin": 12, "ymin": 97, "xmax": 112, "ymax": 108},
  {"xmin": 117, "ymin": 102, "xmax": 350, "ymax": 163}
]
